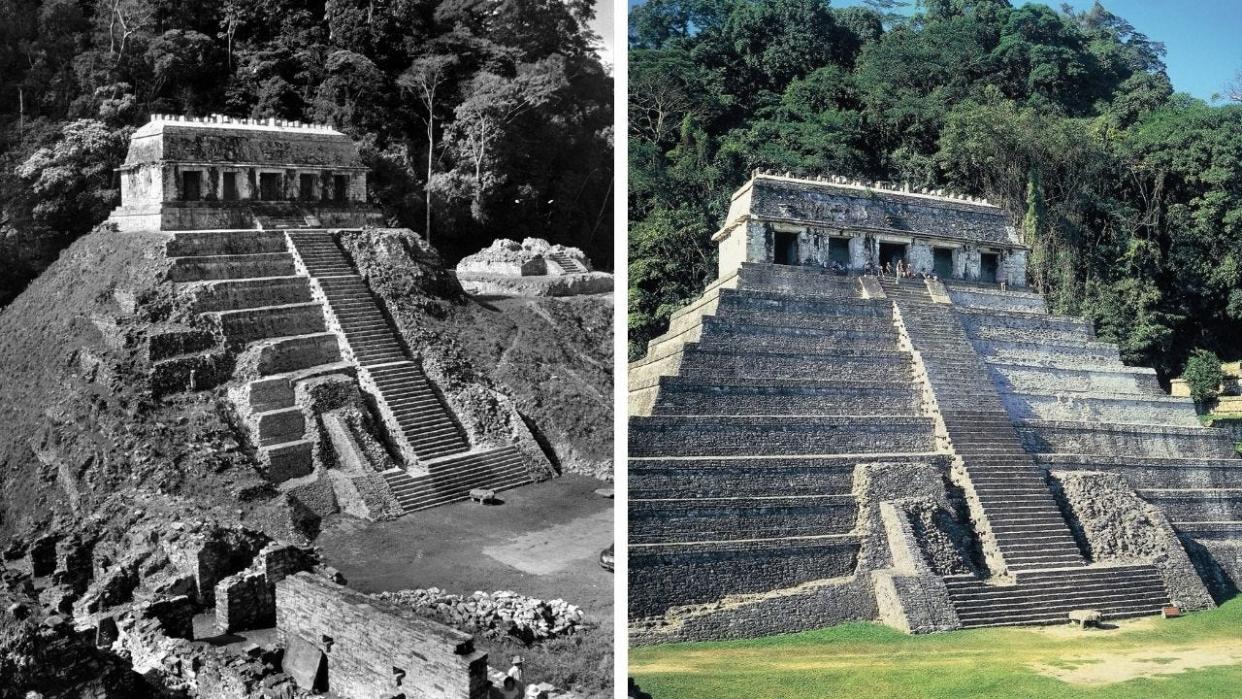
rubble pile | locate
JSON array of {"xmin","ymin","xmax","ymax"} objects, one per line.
[{"xmin": 378, "ymin": 588, "xmax": 586, "ymax": 641}]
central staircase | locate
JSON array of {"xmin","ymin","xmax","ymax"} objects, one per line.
[
  {"xmin": 286, "ymin": 232, "xmax": 531, "ymax": 512},
  {"xmin": 881, "ymin": 277, "xmax": 1169, "ymax": 627}
]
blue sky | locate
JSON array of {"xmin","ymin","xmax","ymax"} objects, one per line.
[{"xmin": 626, "ymin": 0, "xmax": 1242, "ymax": 100}]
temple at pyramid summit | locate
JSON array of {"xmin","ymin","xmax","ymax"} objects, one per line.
[
  {"xmin": 118, "ymin": 114, "xmax": 547, "ymax": 516},
  {"xmin": 628, "ymin": 171, "xmax": 1242, "ymax": 643},
  {"xmin": 108, "ymin": 113, "xmax": 385, "ymax": 231}
]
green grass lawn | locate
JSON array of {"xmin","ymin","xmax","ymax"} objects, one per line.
[{"xmin": 630, "ymin": 599, "xmax": 1242, "ymax": 698}]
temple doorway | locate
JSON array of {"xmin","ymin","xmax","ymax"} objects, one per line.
[
  {"xmin": 879, "ymin": 242, "xmax": 907, "ymax": 270},
  {"xmin": 828, "ymin": 237, "xmax": 851, "ymax": 266},
  {"xmin": 299, "ymin": 174, "xmax": 316, "ymax": 201},
  {"xmin": 181, "ymin": 171, "xmax": 202, "ymax": 201},
  {"xmin": 222, "ymin": 172, "xmax": 239, "ymax": 201},
  {"xmin": 774, "ymin": 232, "xmax": 799, "ymax": 265},
  {"xmin": 933, "ymin": 248, "xmax": 953, "ymax": 278},
  {"xmin": 981, "ymin": 253, "xmax": 1000, "ymax": 282},
  {"xmin": 259, "ymin": 173, "xmax": 283, "ymax": 200}
]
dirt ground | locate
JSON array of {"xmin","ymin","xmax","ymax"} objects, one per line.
[{"xmin": 316, "ymin": 474, "xmax": 615, "ymax": 629}]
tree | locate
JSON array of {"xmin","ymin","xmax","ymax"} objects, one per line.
[
  {"xmin": 399, "ymin": 53, "xmax": 459, "ymax": 243},
  {"xmin": 15, "ymin": 119, "xmax": 132, "ymax": 235},
  {"xmin": 1183, "ymin": 349, "xmax": 1224, "ymax": 405},
  {"xmin": 441, "ymin": 56, "xmax": 568, "ymax": 221},
  {"xmin": 1227, "ymin": 70, "xmax": 1242, "ymax": 103}
]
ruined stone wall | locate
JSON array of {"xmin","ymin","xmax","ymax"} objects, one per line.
[
  {"xmin": 628, "ymin": 539, "xmax": 860, "ymax": 619},
  {"xmin": 276, "ymin": 573, "xmax": 489, "ymax": 699},
  {"xmin": 631, "ymin": 576, "xmax": 876, "ymax": 645},
  {"xmin": 1052, "ymin": 471, "xmax": 1214, "ymax": 611}
]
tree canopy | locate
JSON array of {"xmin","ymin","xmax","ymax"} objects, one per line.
[
  {"xmin": 0, "ymin": 0, "xmax": 613, "ymax": 306},
  {"xmin": 628, "ymin": 0, "xmax": 1240, "ymax": 382}
]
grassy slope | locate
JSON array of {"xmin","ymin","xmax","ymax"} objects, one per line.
[{"xmin": 631, "ymin": 599, "xmax": 1242, "ymax": 699}]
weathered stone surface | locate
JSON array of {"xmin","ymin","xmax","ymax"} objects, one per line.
[
  {"xmin": 276, "ymin": 573, "xmax": 489, "ymax": 699},
  {"xmin": 456, "ymin": 271, "xmax": 613, "ymax": 297},
  {"xmin": 1053, "ymin": 471, "xmax": 1215, "ymax": 612}
]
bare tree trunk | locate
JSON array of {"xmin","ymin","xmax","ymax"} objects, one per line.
[{"xmin": 426, "ymin": 114, "xmax": 434, "ymax": 243}]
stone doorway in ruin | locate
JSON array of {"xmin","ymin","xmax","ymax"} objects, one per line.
[
  {"xmin": 981, "ymin": 252, "xmax": 1000, "ymax": 282},
  {"xmin": 774, "ymin": 231, "xmax": 799, "ymax": 265},
  {"xmin": 879, "ymin": 242, "xmax": 907, "ymax": 270},
  {"xmin": 299, "ymin": 174, "xmax": 316, "ymax": 201},
  {"xmin": 259, "ymin": 172, "xmax": 283, "ymax": 200},
  {"xmin": 222, "ymin": 172, "xmax": 239, "ymax": 201},
  {"xmin": 933, "ymin": 247, "xmax": 953, "ymax": 278},
  {"xmin": 828, "ymin": 236, "xmax": 851, "ymax": 267},
  {"xmin": 181, "ymin": 171, "xmax": 203, "ymax": 201}
]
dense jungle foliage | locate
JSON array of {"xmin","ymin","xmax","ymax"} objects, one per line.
[
  {"xmin": 628, "ymin": 0, "xmax": 1242, "ymax": 379},
  {"xmin": 0, "ymin": 0, "xmax": 613, "ymax": 307}
]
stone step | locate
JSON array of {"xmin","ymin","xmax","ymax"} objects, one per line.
[
  {"xmin": 209, "ymin": 302, "xmax": 326, "ymax": 345},
  {"xmin": 630, "ymin": 495, "xmax": 859, "ymax": 543},
  {"xmin": 246, "ymin": 333, "xmax": 343, "ymax": 376},
  {"xmin": 168, "ymin": 253, "xmax": 296, "ymax": 282},
  {"xmin": 650, "ymin": 378, "xmax": 922, "ymax": 416},
  {"xmin": 186, "ymin": 276, "xmax": 312, "ymax": 313},
  {"xmin": 629, "ymin": 455, "xmax": 877, "ymax": 498},
  {"xmin": 676, "ymin": 346, "xmax": 913, "ymax": 380},
  {"xmin": 166, "ymin": 230, "xmax": 288, "ymax": 257},
  {"xmin": 629, "ymin": 415, "xmax": 937, "ymax": 457},
  {"xmin": 385, "ymin": 455, "xmax": 527, "ymax": 498}
]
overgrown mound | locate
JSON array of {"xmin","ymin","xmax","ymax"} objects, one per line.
[{"xmin": 0, "ymin": 228, "xmax": 290, "ymax": 543}]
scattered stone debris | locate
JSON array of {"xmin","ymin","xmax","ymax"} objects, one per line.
[{"xmin": 378, "ymin": 588, "xmax": 587, "ymax": 641}]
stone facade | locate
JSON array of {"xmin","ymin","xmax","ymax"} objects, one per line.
[
  {"xmin": 713, "ymin": 173, "xmax": 1027, "ymax": 287},
  {"xmin": 276, "ymin": 573, "xmax": 489, "ymax": 699},
  {"xmin": 108, "ymin": 114, "xmax": 384, "ymax": 231}
]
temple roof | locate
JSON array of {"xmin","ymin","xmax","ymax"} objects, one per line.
[{"xmin": 121, "ymin": 114, "xmax": 365, "ymax": 170}]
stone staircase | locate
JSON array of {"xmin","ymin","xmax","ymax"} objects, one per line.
[
  {"xmin": 882, "ymin": 277, "xmax": 1169, "ymax": 625},
  {"xmin": 546, "ymin": 250, "xmax": 585, "ymax": 273},
  {"xmin": 883, "ymin": 278, "xmax": 1086, "ymax": 572},
  {"xmin": 285, "ymin": 231, "xmax": 532, "ymax": 511},
  {"xmin": 380, "ymin": 446, "xmax": 529, "ymax": 512},
  {"xmin": 944, "ymin": 565, "xmax": 1169, "ymax": 628}
]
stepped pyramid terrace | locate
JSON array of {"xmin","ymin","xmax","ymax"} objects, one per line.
[
  {"xmin": 122, "ymin": 114, "xmax": 550, "ymax": 517},
  {"xmin": 628, "ymin": 172, "xmax": 1242, "ymax": 643}
]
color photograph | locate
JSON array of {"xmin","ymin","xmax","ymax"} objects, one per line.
[{"xmin": 626, "ymin": 1, "xmax": 1242, "ymax": 697}]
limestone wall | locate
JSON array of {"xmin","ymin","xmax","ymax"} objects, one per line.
[
  {"xmin": 276, "ymin": 573, "xmax": 489, "ymax": 699},
  {"xmin": 987, "ymin": 362, "xmax": 1161, "ymax": 397}
]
